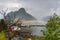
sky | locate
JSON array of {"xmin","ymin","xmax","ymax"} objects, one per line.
[{"xmin": 0, "ymin": 0, "xmax": 60, "ymax": 20}]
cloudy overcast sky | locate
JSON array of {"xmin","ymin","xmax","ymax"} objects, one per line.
[{"xmin": 0, "ymin": 0, "xmax": 60, "ymax": 20}]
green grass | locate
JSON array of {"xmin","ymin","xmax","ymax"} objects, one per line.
[
  {"xmin": 0, "ymin": 31, "xmax": 8, "ymax": 40},
  {"xmin": 30, "ymin": 35, "xmax": 44, "ymax": 40}
]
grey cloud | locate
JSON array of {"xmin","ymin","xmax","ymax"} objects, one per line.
[
  {"xmin": 0, "ymin": 0, "xmax": 17, "ymax": 2},
  {"xmin": 17, "ymin": 0, "xmax": 60, "ymax": 19},
  {"xmin": 0, "ymin": 0, "xmax": 60, "ymax": 19}
]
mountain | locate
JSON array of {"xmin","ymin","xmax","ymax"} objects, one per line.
[
  {"xmin": 42, "ymin": 16, "xmax": 50, "ymax": 21},
  {"xmin": 6, "ymin": 8, "xmax": 36, "ymax": 22}
]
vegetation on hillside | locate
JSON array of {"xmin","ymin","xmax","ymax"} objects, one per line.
[{"xmin": 41, "ymin": 13, "xmax": 60, "ymax": 40}]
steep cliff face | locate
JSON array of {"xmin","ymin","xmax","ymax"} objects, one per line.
[{"xmin": 6, "ymin": 8, "xmax": 36, "ymax": 22}]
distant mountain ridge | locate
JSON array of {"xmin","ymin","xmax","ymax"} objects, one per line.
[
  {"xmin": 6, "ymin": 8, "xmax": 36, "ymax": 22},
  {"xmin": 42, "ymin": 16, "xmax": 50, "ymax": 21}
]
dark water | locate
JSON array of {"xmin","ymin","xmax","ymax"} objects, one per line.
[{"xmin": 31, "ymin": 27, "xmax": 46, "ymax": 36}]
